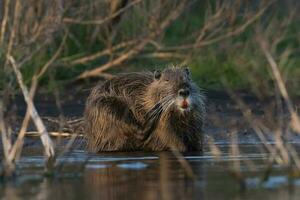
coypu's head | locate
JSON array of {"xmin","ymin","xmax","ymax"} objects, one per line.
[{"xmin": 145, "ymin": 66, "xmax": 204, "ymax": 115}]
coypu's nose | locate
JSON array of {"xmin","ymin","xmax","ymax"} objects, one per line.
[{"xmin": 178, "ymin": 89, "xmax": 190, "ymax": 98}]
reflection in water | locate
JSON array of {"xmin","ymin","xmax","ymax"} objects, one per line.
[
  {"xmin": 84, "ymin": 152, "xmax": 204, "ymax": 200},
  {"xmin": 1, "ymin": 145, "xmax": 300, "ymax": 200},
  {"xmin": 158, "ymin": 152, "xmax": 204, "ymax": 200}
]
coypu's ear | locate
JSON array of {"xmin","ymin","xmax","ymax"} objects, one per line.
[{"xmin": 154, "ymin": 70, "xmax": 161, "ymax": 80}]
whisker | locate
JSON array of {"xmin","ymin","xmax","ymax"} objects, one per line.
[{"xmin": 146, "ymin": 95, "xmax": 173, "ymax": 119}]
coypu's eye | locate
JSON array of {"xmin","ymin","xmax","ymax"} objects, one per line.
[{"xmin": 154, "ymin": 70, "xmax": 161, "ymax": 80}]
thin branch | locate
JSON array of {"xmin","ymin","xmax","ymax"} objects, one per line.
[
  {"xmin": 4, "ymin": 0, "xmax": 21, "ymax": 67},
  {"xmin": 25, "ymin": 131, "xmax": 84, "ymax": 137},
  {"xmin": 198, "ymin": 1, "xmax": 271, "ymax": 47},
  {"xmin": 63, "ymin": 0, "xmax": 143, "ymax": 25},
  {"xmin": 0, "ymin": 99, "xmax": 11, "ymax": 163},
  {"xmin": 139, "ymin": 52, "xmax": 186, "ymax": 59},
  {"xmin": 0, "ymin": 0, "xmax": 11, "ymax": 44},
  {"xmin": 70, "ymin": 39, "xmax": 137, "ymax": 65},
  {"xmin": 160, "ymin": 1, "xmax": 272, "ymax": 52},
  {"xmin": 170, "ymin": 146, "xmax": 196, "ymax": 180},
  {"xmin": 77, "ymin": 1, "xmax": 187, "ymax": 79},
  {"xmin": 258, "ymin": 37, "xmax": 300, "ymax": 133},
  {"xmin": 36, "ymin": 31, "xmax": 68, "ymax": 79},
  {"xmin": 8, "ymin": 56, "xmax": 55, "ymax": 160},
  {"xmin": 7, "ymin": 78, "xmax": 37, "ymax": 163}
]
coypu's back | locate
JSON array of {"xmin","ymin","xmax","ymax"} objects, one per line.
[
  {"xmin": 84, "ymin": 67, "xmax": 205, "ymax": 152},
  {"xmin": 86, "ymin": 72, "xmax": 153, "ymax": 107}
]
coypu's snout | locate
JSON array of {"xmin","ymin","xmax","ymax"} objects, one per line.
[{"xmin": 177, "ymin": 88, "xmax": 191, "ymax": 111}]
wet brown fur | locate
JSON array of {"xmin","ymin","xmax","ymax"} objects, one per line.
[{"xmin": 84, "ymin": 66, "xmax": 205, "ymax": 152}]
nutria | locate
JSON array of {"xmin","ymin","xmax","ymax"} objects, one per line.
[{"xmin": 84, "ymin": 66, "xmax": 205, "ymax": 152}]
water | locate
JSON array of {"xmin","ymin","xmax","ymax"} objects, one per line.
[{"xmin": 1, "ymin": 144, "xmax": 300, "ymax": 200}]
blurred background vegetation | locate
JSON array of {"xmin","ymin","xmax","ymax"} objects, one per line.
[{"xmin": 0, "ymin": 0, "xmax": 299, "ymax": 96}]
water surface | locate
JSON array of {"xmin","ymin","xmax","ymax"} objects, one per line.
[{"xmin": 1, "ymin": 144, "xmax": 300, "ymax": 200}]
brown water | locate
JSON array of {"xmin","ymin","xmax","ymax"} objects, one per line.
[{"xmin": 1, "ymin": 144, "xmax": 300, "ymax": 200}]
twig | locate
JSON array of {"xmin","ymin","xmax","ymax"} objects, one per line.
[
  {"xmin": 36, "ymin": 31, "xmax": 68, "ymax": 79},
  {"xmin": 207, "ymin": 136, "xmax": 221, "ymax": 160},
  {"xmin": 230, "ymin": 131, "xmax": 241, "ymax": 173},
  {"xmin": 4, "ymin": 0, "xmax": 21, "ymax": 67},
  {"xmin": 170, "ymin": 146, "xmax": 196, "ymax": 180},
  {"xmin": 77, "ymin": 1, "xmax": 187, "ymax": 79},
  {"xmin": 8, "ymin": 56, "xmax": 55, "ymax": 161},
  {"xmin": 0, "ymin": 100, "xmax": 11, "ymax": 165},
  {"xmin": 70, "ymin": 39, "xmax": 137, "ymax": 65},
  {"xmin": 0, "ymin": 0, "xmax": 11, "ymax": 44},
  {"xmin": 226, "ymin": 87, "xmax": 283, "ymax": 164},
  {"xmin": 139, "ymin": 52, "xmax": 186, "ymax": 59},
  {"xmin": 258, "ymin": 37, "xmax": 300, "ymax": 133},
  {"xmin": 197, "ymin": 1, "xmax": 271, "ymax": 47},
  {"xmin": 7, "ymin": 79, "xmax": 37, "ymax": 163},
  {"xmin": 3, "ymin": 32, "xmax": 67, "ymax": 165},
  {"xmin": 160, "ymin": 1, "xmax": 272, "ymax": 52},
  {"xmin": 63, "ymin": 0, "xmax": 143, "ymax": 25},
  {"xmin": 25, "ymin": 131, "xmax": 84, "ymax": 137}
]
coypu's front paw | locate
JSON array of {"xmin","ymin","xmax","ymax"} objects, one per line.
[
  {"xmin": 135, "ymin": 129, "xmax": 145, "ymax": 140},
  {"xmin": 135, "ymin": 123, "xmax": 152, "ymax": 141}
]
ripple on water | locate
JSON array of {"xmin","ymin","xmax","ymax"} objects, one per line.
[
  {"xmin": 85, "ymin": 164, "xmax": 110, "ymax": 169},
  {"xmin": 117, "ymin": 162, "xmax": 148, "ymax": 170},
  {"xmin": 246, "ymin": 176, "xmax": 300, "ymax": 189}
]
